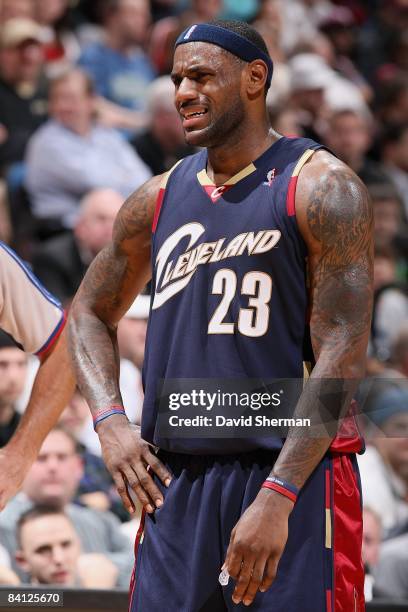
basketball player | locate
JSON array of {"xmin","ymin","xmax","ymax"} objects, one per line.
[
  {"xmin": 69, "ymin": 21, "xmax": 373, "ymax": 611},
  {"xmin": 0, "ymin": 242, "xmax": 75, "ymax": 507}
]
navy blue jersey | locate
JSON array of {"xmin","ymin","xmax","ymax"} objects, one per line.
[{"xmin": 141, "ymin": 136, "xmax": 324, "ymax": 453}]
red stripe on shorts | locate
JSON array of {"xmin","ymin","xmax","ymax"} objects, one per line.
[
  {"xmin": 129, "ymin": 509, "xmax": 146, "ymax": 612},
  {"xmin": 332, "ymin": 455, "xmax": 365, "ymax": 611}
]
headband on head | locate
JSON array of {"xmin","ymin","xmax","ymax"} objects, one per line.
[{"xmin": 175, "ymin": 24, "xmax": 273, "ymax": 90}]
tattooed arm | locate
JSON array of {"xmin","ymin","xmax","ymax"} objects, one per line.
[
  {"xmin": 272, "ymin": 150, "xmax": 373, "ymax": 485},
  {"xmin": 69, "ymin": 175, "xmax": 172, "ymax": 514},
  {"xmin": 224, "ymin": 151, "xmax": 373, "ymax": 606}
]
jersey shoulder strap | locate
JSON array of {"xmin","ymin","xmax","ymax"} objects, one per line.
[{"xmin": 152, "ymin": 159, "xmax": 184, "ymax": 233}]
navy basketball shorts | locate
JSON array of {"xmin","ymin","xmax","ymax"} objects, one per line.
[{"xmin": 129, "ymin": 449, "xmax": 364, "ymax": 612}]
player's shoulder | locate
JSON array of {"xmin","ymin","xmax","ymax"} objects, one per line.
[
  {"xmin": 296, "ymin": 149, "xmax": 369, "ymax": 218},
  {"xmin": 114, "ymin": 156, "xmax": 199, "ymax": 239},
  {"xmin": 298, "ymin": 149, "xmax": 362, "ymax": 188},
  {"xmin": 295, "ymin": 150, "xmax": 372, "ymax": 250}
]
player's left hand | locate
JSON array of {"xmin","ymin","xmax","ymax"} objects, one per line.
[{"xmin": 223, "ymin": 488, "xmax": 294, "ymax": 606}]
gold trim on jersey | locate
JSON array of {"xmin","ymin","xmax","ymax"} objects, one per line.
[
  {"xmin": 291, "ymin": 148, "xmax": 316, "ymax": 178},
  {"xmin": 160, "ymin": 159, "xmax": 184, "ymax": 189},
  {"xmin": 197, "ymin": 162, "xmax": 257, "ymax": 188}
]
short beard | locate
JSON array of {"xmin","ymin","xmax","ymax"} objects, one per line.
[{"xmin": 184, "ymin": 94, "xmax": 246, "ymax": 149}]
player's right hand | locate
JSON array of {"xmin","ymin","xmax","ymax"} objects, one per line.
[{"xmin": 96, "ymin": 416, "xmax": 172, "ymax": 515}]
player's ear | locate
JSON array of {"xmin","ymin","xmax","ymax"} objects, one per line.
[{"xmin": 246, "ymin": 60, "xmax": 268, "ymax": 98}]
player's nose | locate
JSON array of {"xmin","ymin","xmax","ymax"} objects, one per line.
[{"xmin": 175, "ymin": 77, "xmax": 198, "ymax": 106}]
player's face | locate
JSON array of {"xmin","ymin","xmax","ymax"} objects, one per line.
[
  {"xmin": 23, "ymin": 431, "xmax": 83, "ymax": 505},
  {"xmin": 18, "ymin": 515, "xmax": 80, "ymax": 585},
  {"xmin": 172, "ymin": 43, "xmax": 246, "ymax": 148}
]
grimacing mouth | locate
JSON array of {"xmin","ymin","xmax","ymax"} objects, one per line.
[{"xmin": 179, "ymin": 104, "xmax": 209, "ymax": 120}]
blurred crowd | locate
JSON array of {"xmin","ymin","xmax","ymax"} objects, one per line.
[{"xmin": 0, "ymin": 0, "xmax": 407, "ymax": 600}]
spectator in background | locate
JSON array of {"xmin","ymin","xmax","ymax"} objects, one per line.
[
  {"xmin": 0, "ymin": 426, "xmax": 133, "ymax": 586},
  {"xmin": 117, "ymin": 294, "xmax": 149, "ymax": 373},
  {"xmin": 0, "ymin": 18, "xmax": 48, "ymax": 176},
  {"xmin": 318, "ymin": 5, "xmax": 372, "ymax": 103},
  {"xmin": 288, "ymin": 53, "xmax": 333, "ymax": 141},
  {"xmin": 324, "ymin": 108, "xmax": 389, "ymax": 186},
  {"xmin": 358, "ymin": 1, "xmax": 408, "ymax": 85},
  {"xmin": 15, "ymin": 505, "xmax": 82, "ymax": 586},
  {"xmin": 372, "ymin": 246, "xmax": 408, "ymax": 363},
  {"xmin": 358, "ymin": 385, "xmax": 408, "ymax": 535},
  {"xmin": 132, "ymin": 76, "xmax": 194, "ymax": 175},
  {"xmin": 264, "ymin": 0, "xmax": 325, "ymax": 56},
  {"xmin": 117, "ymin": 294, "xmax": 150, "ymax": 426},
  {"xmin": 78, "ymin": 0, "xmax": 155, "ymax": 133},
  {"xmin": 362, "ymin": 506, "xmax": 382, "ymax": 602},
  {"xmin": 268, "ymin": 107, "xmax": 304, "ymax": 138},
  {"xmin": 380, "ymin": 122, "xmax": 408, "ymax": 217},
  {"xmin": 0, "ymin": 332, "xmax": 28, "ymax": 447},
  {"xmin": 370, "ymin": 183, "xmax": 406, "ymax": 253},
  {"xmin": 374, "ymin": 531, "xmax": 408, "ymax": 600},
  {"xmin": 32, "ymin": 188, "xmax": 124, "ymax": 305},
  {"xmin": 253, "ymin": 1, "xmax": 292, "ymax": 112},
  {"xmin": 389, "ymin": 328, "xmax": 408, "ymax": 379},
  {"xmin": 0, "ymin": 0, "xmax": 34, "ymax": 23},
  {"xmin": 35, "ymin": 0, "xmax": 81, "ymax": 75},
  {"xmin": 15, "ymin": 506, "xmax": 118, "ymax": 588},
  {"xmin": 25, "ymin": 69, "xmax": 150, "ymax": 233},
  {"xmin": 377, "ymin": 77, "xmax": 408, "ymax": 126}
]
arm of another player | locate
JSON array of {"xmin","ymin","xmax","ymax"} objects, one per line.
[
  {"xmin": 0, "ymin": 244, "xmax": 75, "ymax": 509},
  {"xmin": 0, "ymin": 328, "xmax": 75, "ymax": 509},
  {"xmin": 68, "ymin": 175, "xmax": 172, "ymax": 515},
  {"xmin": 224, "ymin": 151, "xmax": 374, "ymax": 606}
]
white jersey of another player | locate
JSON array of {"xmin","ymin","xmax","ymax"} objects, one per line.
[{"xmin": 0, "ymin": 242, "xmax": 64, "ymax": 356}]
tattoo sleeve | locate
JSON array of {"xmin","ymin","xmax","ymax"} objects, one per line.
[
  {"xmin": 68, "ymin": 176, "xmax": 161, "ymax": 415},
  {"xmin": 272, "ymin": 159, "xmax": 374, "ymax": 489}
]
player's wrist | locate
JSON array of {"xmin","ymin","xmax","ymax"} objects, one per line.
[
  {"xmin": 261, "ymin": 475, "xmax": 299, "ymax": 504},
  {"xmin": 258, "ymin": 486, "xmax": 295, "ymax": 514},
  {"xmin": 93, "ymin": 407, "xmax": 129, "ymax": 432}
]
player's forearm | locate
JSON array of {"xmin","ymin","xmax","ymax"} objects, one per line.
[
  {"xmin": 271, "ymin": 367, "xmax": 361, "ymax": 490},
  {"xmin": 6, "ymin": 328, "xmax": 76, "ymax": 460},
  {"xmin": 68, "ymin": 305, "xmax": 123, "ymax": 417},
  {"xmin": 272, "ymin": 300, "xmax": 370, "ymax": 490}
]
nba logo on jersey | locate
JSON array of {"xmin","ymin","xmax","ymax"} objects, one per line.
[
  {"xmin": 184, "ymin": 25, "xmax": 198, "ymax": 40},
  {"xmin": 264, "ymin": 168, "xmax": 277, "ymax": 186}
]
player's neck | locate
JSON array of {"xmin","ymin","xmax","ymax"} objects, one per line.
[{"xmin": 206, "ymin": 124, "xmax": 279, "ymax": 185}]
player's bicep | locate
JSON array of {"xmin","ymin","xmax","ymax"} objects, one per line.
[
  {"xmin": 74, "ymin": 175, "xmax": 162, "ymax": 326},
  {"xmin": 296, "ymin": 154, "xmax": 374, "ymax": 366}
]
